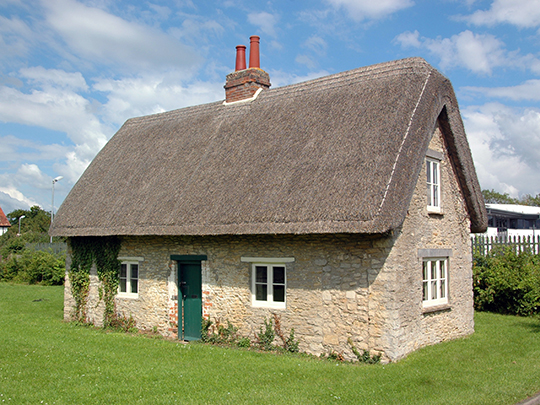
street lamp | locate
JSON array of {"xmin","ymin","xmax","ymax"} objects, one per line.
[
  {"xmin": 50, "ymin": 176, "xmax": 63, "ymax": 243},
  {"xmin": 18, "ymin": 215, "xmax": 25, "ymax": 236}
]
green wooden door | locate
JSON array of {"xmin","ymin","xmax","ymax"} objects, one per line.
[{"xmin": 179, "ymin": 262, "xmax": 202, "ymax": 341}]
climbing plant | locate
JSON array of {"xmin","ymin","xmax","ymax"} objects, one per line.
[
  {"xmin": 68, "ymin": 237, "xmax": 94, "ymax": 323},
  {"xmin": 68, "ymin": 236, "xmax": 121, "ymax": 326},
  {"xmin": 95, "ymin": 237, "xmax": 122, "ymax": 327}
]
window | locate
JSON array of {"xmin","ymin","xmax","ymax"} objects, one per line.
[
  {"xmin": 426, "ymin": 157, "xmax": 440, "ymax": 212},
  {"xmin": 118, "ymin": 257, "xmax": 143, "ymax": 298},
  {"xmin": 241, "ymin": 257, "xmax": 294, "ymax": 309},
  {"xmin": 422, "ymin": 258, "xmax": 448, "ymax": 308}
]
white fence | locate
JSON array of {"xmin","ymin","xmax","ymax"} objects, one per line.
[{"xmin": 471, "ymin": 235, "xmax": 540, "ymax": 256}]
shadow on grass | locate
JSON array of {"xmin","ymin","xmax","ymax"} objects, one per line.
[{"xmin": 510, "ymin": 317, "xmax": 540, "ymax": 333}]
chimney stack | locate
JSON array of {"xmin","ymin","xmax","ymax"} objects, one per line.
[{"xmin": 225, "ymin": 35, "xmax": 270, "ymax": 103}]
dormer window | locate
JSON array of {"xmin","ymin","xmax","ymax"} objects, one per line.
[{"xmin": 426, "ymin": 149, "xmax": 442, "ymax": 213}]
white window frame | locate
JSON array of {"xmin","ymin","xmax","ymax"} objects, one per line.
[
  {"xmin": 118, "ymin": 256, "xmax": 143, "ymax": 298},
  {"xmin": 422, "ymin": 257, "xmax": 448, "ymax": 308},
  {"xmin": 426, "ymin": 156, "xmax": 441, "ymax": 213},
  {"xmin": 241, "ymin": 257, "xmax": 294, "ymax": 309}
]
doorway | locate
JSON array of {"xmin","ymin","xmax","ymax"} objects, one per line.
[{"xmin": 171, "ymin": 255, "xmax": 207, "ymax": 341}]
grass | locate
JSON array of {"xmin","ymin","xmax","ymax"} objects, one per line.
[{"xmin": 1, "ymin": 284, "xmax": 539, "ymax": 404}]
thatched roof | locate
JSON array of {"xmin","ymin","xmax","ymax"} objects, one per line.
[{"xmin": 51, "ymin": 57, "xmax": 487, "ymax": 237}]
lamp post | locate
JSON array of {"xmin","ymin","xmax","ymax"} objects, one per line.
[
  {"xmin": 50, "ymin": 176, "xmax": 63, "ymax": 243},
  {"xmin": 18, "ymin": 215, "xmax": 25, "ymax": 236}
]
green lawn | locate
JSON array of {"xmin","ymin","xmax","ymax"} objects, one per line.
[{"xmin": 1, "ymin": 284, "xmax": 539, "ymax": 404}]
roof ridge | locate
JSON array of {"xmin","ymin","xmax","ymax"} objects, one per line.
[{"xmin": 260, "ymin": 57, "xmax": 432, "ymax": 99}]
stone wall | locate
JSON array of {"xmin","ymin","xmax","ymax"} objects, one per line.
[
  {"xmin": 63, "ymin": 122, "xmax": 474, "ymax": 362},
  {"xmin": 379, "ymin": 122, "xmax": 474, "ymax": 360}
]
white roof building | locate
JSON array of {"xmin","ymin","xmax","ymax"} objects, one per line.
[{"xmin": 485, "ymin": 203, "xmax": 540, "ymax": 238}]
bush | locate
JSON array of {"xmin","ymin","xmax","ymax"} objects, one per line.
[
  {"xmin": 473, "ymin": 247, "xmax": 540, "ymax": 316},
  {"xmin": 256, "ymin": 317, "xmax": 275, "ymax": 351},
  {"xmin": 201, "ymin": 318, "xmax": 240, "ymax": 345},
  {"xmin": 0, "ymin": 249, "xmax": 65, "ymax": 285}
]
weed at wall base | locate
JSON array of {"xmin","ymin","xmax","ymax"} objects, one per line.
[{"xmin": 347, "ymin": 337, "xmax": 381, "ymax": 364}]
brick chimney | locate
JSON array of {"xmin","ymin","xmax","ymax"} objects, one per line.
[{"xmin": 224, "ymin": 35, "xmax": 271, "ymax": 103}]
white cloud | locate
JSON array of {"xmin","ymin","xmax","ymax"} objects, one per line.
[
  {"xmin": 295, "ymin": 54, "xmax": 317, "ymax": 69},
  {"xmin": 54, "ymin": 150, "xmax": 92, "ymax": 184},
  {"xmin": 0, "ymin": 134, "xmax": 69, "ymax": 163},
  {"xmin": 247, "ymin": 11, "xmax": 279, "ymax": 37},
  {"xmin": 0, "ymin": 187, "xmax": 39, "ymax": 210},
  {"xmin": 93, "ymin": 73, "xmax": 224, "ymax": 125},
  {"xmin": 394, "ymin": 30, "xmax": 422, "ymax": 48},
  {"xmin": 303, "ymin": 35, "xmax": 328, "ymax": 56},
  {"xmin": 0, "ymin": 190, "xmax": 34, "ymax": 213},
  {"xmin": 41, "ymin": 0, "xmax": 202, "ymax": 72},
  {"xmin": 0, "ymin": 163, "xmax": 52, "ymax": 212},
  {"xmin": 0, "ymin": 14, "xmax": 34, "ymax": 61},
  {"xmin": 461, "ymin": 0, "xmax": 540, "ymax": 28},
  {"xmin": 174, "ymin": 18, "xmax": 225, "ymax": 41},
  {"xmin": 325, "ymin": 0, "xmax": 414, "ymax": 21},
  {"xmin": 463, "ymin": 79, "xmax": 540, "ymax": 101},
  {"xmin": 0, "ymin": 65, "xmax": 110, "ymax": 192},
  {"xmin": 20, "ymin": 66, "xmax": 88, "ymax": 91},
  {"xmin": 395, "ymin": 30, "xmax": 540, "ymax": 75},
  {"xmin": 463, "ymin": 103, "xmax": 540, "ymax": 197},
  {"xmin": 0, "ymin": 75, "xmax": 107, "ymax": 152},
  {"xmin": 16, "ymin": 163, "xmax": 49, "ymax": 188}
]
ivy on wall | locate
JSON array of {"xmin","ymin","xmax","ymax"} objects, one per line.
[
  {"xmin": 69, "ymin": 237, "xmax": 93, "ymax": 323},
  {"xmin": 68, "ymin": 236, "xmax": 121, "ymax": 326}
]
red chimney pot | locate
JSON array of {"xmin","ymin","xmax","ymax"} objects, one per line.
[
  {"xmin": 249, "ymin": 35, "xmax": 260, "ymax": 68},
  {"xmin": 235, "ymin": 45, "xmax": 246, "ymax": 71}
]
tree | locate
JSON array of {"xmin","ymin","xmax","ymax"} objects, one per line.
[
  {"xmin": 6, "ymin": 206, "xmax": 51, "ymax": 234},
  {"xmin": 482, "ymin": 189, "xmax": 517, "ymax": 205},
  {"xmin": 1, "ymin": 206, "xmax": 52, "ymax": 259},
  {"xmin": 519, "ymin": 194, "xmax": 540, "ymax": 207},
  {"xmin": 481, "ymin": 190, "xmax": 540, "ymax": 207}
]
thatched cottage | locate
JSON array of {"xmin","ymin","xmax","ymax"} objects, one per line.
[{"xmin": 51, "ymin": 36, "xmax": 487, "ymax": 362}]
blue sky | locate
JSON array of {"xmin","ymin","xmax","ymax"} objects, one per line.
[{"xmin": 1, "ymin": 0, "xmax": 539, "ymax": 215}]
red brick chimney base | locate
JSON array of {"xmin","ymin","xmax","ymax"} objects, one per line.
[{"xmin": 224, "ymin": 68, "xmax": 271, "ymax": 103}]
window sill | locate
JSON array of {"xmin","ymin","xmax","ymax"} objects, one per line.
[
  {"xmin": 252, "ymin": 301, "xmax": 286, "ymax": 310},
  {"xmin": 422, "ymin": 303, "xmax": 451, "ymax": 314},
  {"xmin": 117, "ymin": 293, "xmax": 139, "ymax": 300}
]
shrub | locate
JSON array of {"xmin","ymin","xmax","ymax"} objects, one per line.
[
  {"xmin": 285, "ymin": 328, "xmax": 299, "ymax": 353},
  {"xmin": 237, "ymin": 337, "xmax": 251, "ymax": 348},
  {"xmin": 0, "ymin": 249, "xmax": 65, "ymax": 285},
  {"xmin": 473, "ymin": 248, "xmax": 540, "ymax": 316},
  {"xmin": 107, "ymin": 313, "xmax": 138, "ymax": 333},
  {"xmin": 256, "ymin": 317, "xmax": 275, "ymax": 351},
  {"xmin": 201, "ymin": 318, "xmax": 240, "ymax": 345}
]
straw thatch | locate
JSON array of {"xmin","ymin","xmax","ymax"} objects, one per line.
[{"xmin": 50, "ymin": 57, "xmax": 487, "ymax": 237}]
